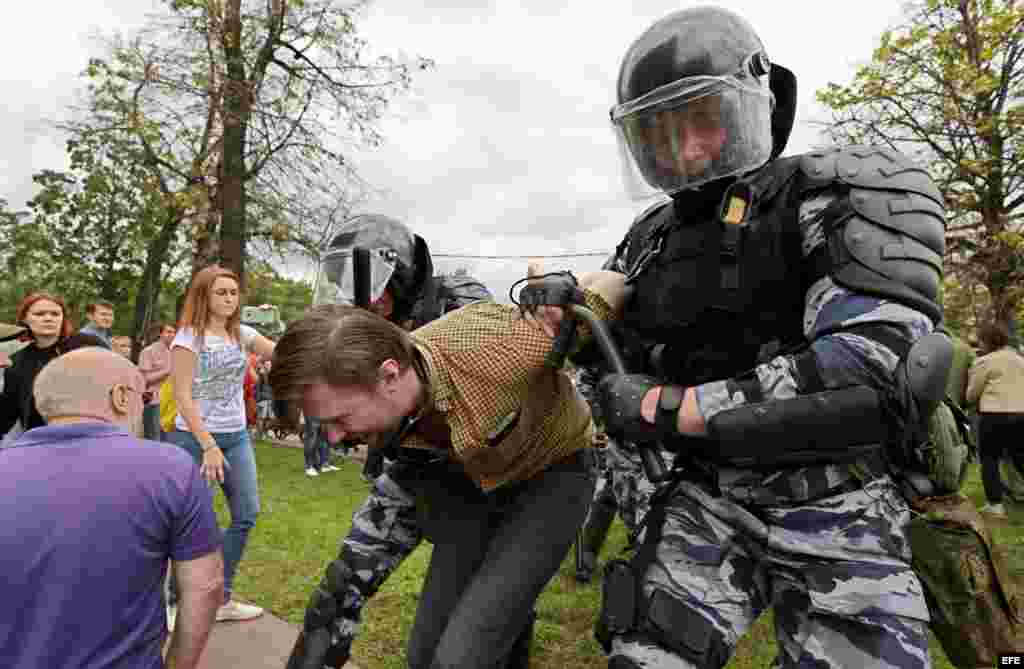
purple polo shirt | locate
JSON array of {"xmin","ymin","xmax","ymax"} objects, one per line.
[{"xmin": 0, "ymin": 422, "xmax": 222, "ymax": 669}]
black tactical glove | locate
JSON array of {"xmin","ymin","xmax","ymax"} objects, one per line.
[
  {"xmin": 285, "ymin": 628, "xmax": 351, "ymax": 669},
  {"xmin": 598, "ymin": 374, "xmax": 684, "ymax": 443},
  {"xmin": 514, "ymin": 271, "xmax": 585, "ymax": 315}
]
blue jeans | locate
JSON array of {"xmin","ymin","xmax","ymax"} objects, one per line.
[
  {"xmin": 302, "ymin": 418, "xmax": 330, "ymax": 470},
  {"xmin": 143, "ymin": 404, "xmax": 161, "ymax": 441},
  {"xmin": 166, "ymin": 428, "xmax": 261, "ymax": 601}
]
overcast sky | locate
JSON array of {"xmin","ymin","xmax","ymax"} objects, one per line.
[{"xmin": 1, "ymin": 1, "xmax": 908, "ymax": 301}]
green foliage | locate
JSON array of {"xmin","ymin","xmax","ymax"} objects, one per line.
[
  {"xmin": 816, "ymin": 0, "xmax": 1024, "ymax": 323},
  {"xmin": 80, "ymin": 0, "xmax": 431, "ymax": 278},
  {"xmin": 12, "ymin": 130, "xmax": 188, "ymax": 330},
  {"xmin": 244, "ymin": 261, "xmax": 313, "ymax": 326}
]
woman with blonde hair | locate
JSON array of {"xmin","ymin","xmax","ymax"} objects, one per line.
[{"xmin": 165, "ymin": 265, "xmax": 276, "ymax": 623}]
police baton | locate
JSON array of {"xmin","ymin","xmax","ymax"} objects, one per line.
[{"xmin": 548, "ymin": 304, "xmax": 669, "ymax": 484}]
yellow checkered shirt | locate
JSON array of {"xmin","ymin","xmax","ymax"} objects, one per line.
[{"xmin": 405, "ymin": 291, "xmax": 613, "ymax": 491}]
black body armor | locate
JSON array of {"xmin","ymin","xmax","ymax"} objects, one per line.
[
  {"xmin": 619, "ymin": 159, "xmax": 806, "ymax": 388},
  {"xmin": 618, "ymin": 145, "xmax": 945, "ymax": 391}
]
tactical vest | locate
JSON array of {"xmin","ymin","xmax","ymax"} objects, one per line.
[
  {"xmin": 619, "ymin": 158, "xmax": 807, "ymax": 387},
  {"xmin": 618, "ymin": 146, "xmax": 946, "ymax": 388},
  {"xmin": 410, "ymin": 275, "xmax": 448, "ymax": 329}
]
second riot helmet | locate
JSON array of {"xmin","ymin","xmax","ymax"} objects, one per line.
[{"xmin": 313, "ymin": 214, "xmax": 433, "ymax": 323}]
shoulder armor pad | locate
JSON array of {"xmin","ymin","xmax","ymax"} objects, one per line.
[
  {"xmin": 799, "ymin": 145, "xmax": 943, "ymax": 206},
  {"xmin": 438, "ymin": 274, "xmax": 493, "ymax": 306},
  {"xmin": 800, "ymin": 146, "xmax": 947, "ymax": 324}
]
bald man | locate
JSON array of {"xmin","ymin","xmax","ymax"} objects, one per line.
[{"xmin": 0, "ymin": 347, "xmax": 224, "ymax": 669}]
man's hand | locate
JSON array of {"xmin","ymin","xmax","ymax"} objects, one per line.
[
  {"xmin": 518, "ymin": 261, "xmax": 579, "ymax": 338},
  {"xmin": 518, "ymin": 261, "xmax": 627, "ymax": 338},
  {"xmin": 0, "ymin": 352, "xmax": 11, "ymax": 369}
]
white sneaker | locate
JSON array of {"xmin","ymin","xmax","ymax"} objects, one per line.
[
  {"xmin": 166, "ymin": 604, "xmax": 177, "ymax": 632},
  {"xmin": 980, "ymin": 502, "xmax": 1008, "ymax": 518},
  {"xmin": 216, "ymin": 600, "xmax": 264, "ymax": 622},
  {"xmin": 321, "ymin": 464, "xmax": 340, "ymax": 472},
  {"xmin": 305, "ymin": 467, "xmax": 319, "ymax": 477}
]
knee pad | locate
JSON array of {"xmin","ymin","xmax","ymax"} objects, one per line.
[
  {"xmin": 642, "ymin": 589, "xmax": 730, "ymax": 669},
  {"xmin": 597, "ymin": 556, "xmax": 732, "ymax": 669},
  {"xmin": 608, "ymin": 656, "xmax": 644, "ymax": 669}
]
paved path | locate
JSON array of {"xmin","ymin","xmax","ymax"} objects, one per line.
[
  {"xmin": 193, "ymin": 612, "xmax": 360, "ymax": 669},
  {"xmin": 194, "ymin": 434, "xmax": 367, "ymax": 668}
]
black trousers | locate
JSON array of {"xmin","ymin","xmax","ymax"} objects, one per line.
[
  {"xmin": 404, "ymin": 449, "xmax": 594, "ymax": 669},
  {"xmin": 978, "ymin": 412, "xmax": 1024, "ymax": 504}
]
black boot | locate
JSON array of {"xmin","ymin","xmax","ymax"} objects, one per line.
[
  {"xmin": 505, "ymin": 609, "xmax": 537, "ymax": 669},
  {"xmin": 575, "ymin": 493, "xmax": 616, "ymax": 583}
]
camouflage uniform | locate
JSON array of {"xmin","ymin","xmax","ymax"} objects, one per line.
[
  {"xmin": 602, "ymin": 184, "xmax": 934, "ymax": 668},
  {"xmin": 574, "ymin": 366, "xmax": 668, "ymax": 575},
  {"xmin": 302, "ymin": 273, "xmax": 493, "ymax": 662}
]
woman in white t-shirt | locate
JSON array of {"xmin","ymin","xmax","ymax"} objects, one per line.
[{"xmin": 167, "ymin": 265, "xmax": 276, "ymax": 623}]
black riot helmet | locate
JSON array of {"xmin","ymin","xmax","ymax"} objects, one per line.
[
  {"xmin": 611, "ymin": 6, "xmax": 797, "ymax": 197},
  {"xmin": 312, "ymin": 214, "xmax": 434, "ymax": 323}
]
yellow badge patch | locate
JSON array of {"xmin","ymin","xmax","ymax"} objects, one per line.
[{"xmin": 723, "ymin": 195, "xmax": 747, "ymax": 225}]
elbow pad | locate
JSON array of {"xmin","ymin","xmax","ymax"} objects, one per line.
[{"xmin": 706, "ymin": 386, "xmax": 887, "ymax": 468}]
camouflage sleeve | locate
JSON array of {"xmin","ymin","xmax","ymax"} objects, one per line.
[
  {"xmin": 575, "ymin": 366, "xmax": 605, "ymax": 425},
  {"xmin": 326, "ymin": 471, "xmax": 423, "ymax": 648},
  {"xmin": 694, "ymin": 188, "xmax": 934, "ymax": 423},
  {"xmin": 439, "ymin": 274, "xmax": 493, "ymax": 311}
]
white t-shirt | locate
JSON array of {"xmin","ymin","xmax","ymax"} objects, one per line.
[{"xmin": 172, "ymin": 324, "xmax": 258, "ymax": 433}]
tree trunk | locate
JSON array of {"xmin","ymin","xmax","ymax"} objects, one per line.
[
  {"xmin": 130, "ymin": 212, "xmax": 180, "ymax": 361},
  {"xmin": 219, "ymin": 0, "xmax": 247, "ymax": 288},
  {"xmin": 189, "ymin": 1, "xmax": 226, "ymax": 276},
  {"xmin": 992, "ymin": 288, "xmax": 1021, "ymax": 349},
  {"xmin": 190, "ymin": 187, "xmax": 221, "ymax": 273}
]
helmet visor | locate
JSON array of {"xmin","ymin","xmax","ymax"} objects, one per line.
[
  {"xmin": 611, "ymin": 76, "xmax": 772, "ymax": 198},
  {"xmin": 312, "ymin": 248, "xmax": 398, "ymax": 307}
]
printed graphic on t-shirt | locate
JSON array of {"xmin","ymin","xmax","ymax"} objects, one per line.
[
  {"xmin": 194, "ymin": 343, "xmax": 246, "ymax": 407},
  {"xmin": 172, "ymin": 325, "xmax": 256, "ymax": 433}
]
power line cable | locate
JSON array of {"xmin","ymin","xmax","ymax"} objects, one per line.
[{"xmin": 432, "ymin": 252, "xmax": 611, "ymax": 259}]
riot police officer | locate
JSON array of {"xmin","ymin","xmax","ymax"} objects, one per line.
[
  {"xmin": 289, "ymin": 214, "xmax": 517, "ymax": 669},
  {"xmin": 312, "ymin": 213, "xmax": 491, "ymax": 328},
  {"xmin": 525, "ymin": 7, "xmax": 945, "ymax": 668}
]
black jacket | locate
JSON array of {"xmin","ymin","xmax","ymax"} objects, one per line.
[{"xmin": 0, "ymin": 342, "xmax": 63, "ymax": 435}]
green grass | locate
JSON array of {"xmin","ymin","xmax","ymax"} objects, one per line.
[{"xmin": 215, "ymin": 441, "xmax": 1024, "ymax": 668}]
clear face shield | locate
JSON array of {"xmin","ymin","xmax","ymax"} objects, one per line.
[
  {"xmin": 611, "ymin": 70, "xmax": 773, "ymax": 199},
  {"xmin": 312, "ymin": 247, "xmax": 399, "ymax": 307}
]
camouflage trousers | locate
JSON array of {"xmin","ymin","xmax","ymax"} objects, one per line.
[
  {"xmin": 608, "ymin": 475, "xmax": 931, "ymax": 669},
  {"xmin": 591, "ymin": 439, "xmax": 664, "ymax": 542}
]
